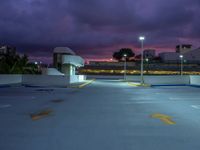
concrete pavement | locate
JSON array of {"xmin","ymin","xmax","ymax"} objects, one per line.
[{"xmin": 1, "ymin": 80, "xmax": 200, "ymax": 149}]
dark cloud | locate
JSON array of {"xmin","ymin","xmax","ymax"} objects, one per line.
[{"xmin": 0, "ymin": 0, "xmax": 200, "ymax": 62}]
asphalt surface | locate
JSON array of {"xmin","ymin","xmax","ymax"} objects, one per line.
[{"xmin": 1, "ymin": 80, "xmax": 200, "ymax": 149}]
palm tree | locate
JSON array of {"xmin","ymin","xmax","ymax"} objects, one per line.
[{"xmin": 0, "ymin": 54, "xmax": 38, "ymax": 74}]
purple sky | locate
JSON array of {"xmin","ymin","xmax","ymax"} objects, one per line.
[{"xmin": 1, "ymin": 0, "xmax": 200, "ymax": 63}]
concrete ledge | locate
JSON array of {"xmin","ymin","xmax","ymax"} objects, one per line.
[
  {"xmin": 1, "ymin": 75, "xmax": 200, "ymax": 87},
  {"xmin": 0, "ymin": 75, "xmax": 22, "ymax": 85},
  {"xmin": 127, "ymin": 82, "xmax": 151, "ymax": 87}
]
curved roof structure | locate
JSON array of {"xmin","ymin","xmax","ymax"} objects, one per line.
[
  {"xmin": 53, "ymin": 47, "xmax": 76, "ymax": 55},
  {"xmin": 62, "ymin": 55, "xmax": 84, "ymax": 67}
]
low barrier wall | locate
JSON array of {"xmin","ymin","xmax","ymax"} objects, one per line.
[
  {"xmin": 0, "ymin": 74, "xmax": 198, "ymax": 86},
  {"xmin": 144, "ymin": 75, "xmax": 190, "ymax": 85},
  {"xmin": 190, "ymin": 76, "xmax": 200, "ymax": 86},
  {"xmin": 22, "ymin": 75, "xmax": 70, "ymax": 87},
  {"xmin": 0, "ymin": 75, "xmax": 22, "ymax": 85},
  {"xmin": 87, "ymin": 75, "xmax": 190, "ymax": 85},
  {"xmin": 0, "ymin": 74, "xmax": 86, "ymax": 87},
  {"xmin": 42, "ymin": 68, "xmax": 64, "ymax": 75}
]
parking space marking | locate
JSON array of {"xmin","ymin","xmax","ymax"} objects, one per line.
[
  {"xmin": 169, "ymin": 97, "xmax": 182, "ymax": 100},
  {"xmin": 169, "ymin": 97, "xmax": 200, "ymax": 100},
  {"xmin": 30, "ymin": 109, "xmax": 53, "ymax": 121},
  {"xmin": 151, "ymin": 113, "xmax": 176, "ymax": 125},
  {"xmin": 135, "ymin": 101, "xmax": 162, "ymax": 104},
  {"xmin": 79, "ymin": 80, "xmax": 94, "ymax": 88},
  {"xmin": 191, "ymin": 105, "xmax": 200, "ymax": 109},
  {"xmin": 70, "ymin": 80, "xmax": 95, "ymax": 88}
]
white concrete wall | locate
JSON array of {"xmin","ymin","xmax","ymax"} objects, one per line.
[
  {"xmin": 22, "ymin": 75, "xmax": 70, "ymax": 87},
  {"xmin": 190, "ymin": 76, "xmax": 200, "ymax": 85},
  {"xmin": 0, "ymin": 74, "xmax": 193, "ymax": 86},
  {"xmin": 87, "ymin": 75, "xmax": 190, "ymax": 85},
  {"xmin": 0, "ymin": 74, "xmax": 86, "ymax": 87},
  {"xmin": 69, "ymin": 75, "xmax": 86, "ymax": 83},
  {"xmin": 144, "ymin": 75, "xmax": 190, "ymax": 85},
  {"xmin": 127, "ymin": 75, "xmax": 190, "ymax": 84},
  {"xmin": 42, "ymin": 68, "xmax": 64, "ymax": 75},
  {"xmin": 62, "ymin": 55, "xmax": 84, "ymax": 67},
  {"xmin": 126, "ymin": 76, "xmax": 141, "ymax": 82},
  {"xmin": 78, "ymin": 75, "xmax": 86, "ymax": 82},
  {"xmin": 0, "ymin": 75, "xmax": 22, "ymax": 85}
]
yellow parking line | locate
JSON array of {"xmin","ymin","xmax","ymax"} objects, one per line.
[
  {"xmin": 70, "ymin": 79, "xmax": 95, "ymax": 88},
  {"xmin": 30, "ymin": 109, "xmax": 53, "ymax": 121},
  {"xmin": 78, "ymin": 80, "xmax": 95, "ymax": 88},
  {"xmin": 151, "ymin": 113, "xmax": 176, "ymax": 125}
]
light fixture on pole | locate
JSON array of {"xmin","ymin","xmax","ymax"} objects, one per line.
[
  {"xmin": 139, "ymin": 36, "xmax": 145, "ymax": 84},
  {"xmin": 180, "ymin": 55, "xmax": 183, "ymax": 76},
  {"xmin": 124, "ymin": 54, "xmax": 127, "ymax": 81}
]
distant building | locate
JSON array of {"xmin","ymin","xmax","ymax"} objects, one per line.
[
  {"xmin": 176, "ymin": 44, "xmax": 192, "ymax": 54},
  {"xmin": 143, "ymin": 49, "xmax": 156, "ymax": 59},
  {"xmin": 0, "ymin": 45, "xmax": 16, "ymax": 57},
  {"xmin": 159, "ymin": 45, "xmax": 200, "ymax": 63},
  {"xmin": 183, "ymin": 47, "xmax": 200, "ymax": 63},
  {"xmin": 53, "ymin": 47, "xmax": 84, "ymax": 75},
  {"xmin": 89, "ymin": 61, "xmax": 136, "ymax": 67},
  {"xmin": 159, "ymin": 52, "xmax": 180, "ymax": 63}
]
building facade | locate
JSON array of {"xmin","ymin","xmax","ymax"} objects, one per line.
[
  {"xmin": 0, "ymin": 45, "xmax": 16, "ymax": 57},
  {"xmin": 176, "ymin": 44, "xmax": 192, "ymax": 54},
  {"xmin": 159, "ymin": 45, "xmax": 200, "ymax": 64},
  {"xmin": 53, "ymin": 47, "xmax": 84, "ymax": 76}
]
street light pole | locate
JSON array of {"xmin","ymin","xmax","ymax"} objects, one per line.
[
  {"xmin": 145, "ymin": 58, "xmax": 149, "ymax": 74},
  {"xmin": 124, "ymin": 54, "xmax": 127, "ymax": 81},
  {"xmin": 139, "ymin": 36, "xmax": 145, "ymax": 84},
  {"xmin": 180, "ymin": 55, "xmax": 183, "ymax": 76}
]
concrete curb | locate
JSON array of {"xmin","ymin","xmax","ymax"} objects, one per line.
[{"xmin": 127, "ymin": 82, "xmax": 151, "ymax": 87}]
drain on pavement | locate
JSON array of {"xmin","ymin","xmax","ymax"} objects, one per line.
[
  {"xmin": 36, "ymin": 89, "xmax": 54, "ymax": 92},
  {"xmin": 51, "ymin": 99, "xmax": 64, "ymax": 103}
]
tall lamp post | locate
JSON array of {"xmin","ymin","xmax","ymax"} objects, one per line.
[
  {"xmin": 124, "ymin": 54, "xmax": 127, "ymax": 81},
  {"xmin": 180, "ymin": 55, "xmax": 183, "ymax": 76},
  {"xmin": 139, "ymin": 36, "xmax": 145, "ymax": 84},
  {"xmin": 145, "ymin": 58, "xmax": 149, "ymax": 74}
]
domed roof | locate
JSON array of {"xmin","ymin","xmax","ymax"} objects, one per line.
[{"xmin": 53, "ymin": 47, "xmax": 76, "ymax": 55}]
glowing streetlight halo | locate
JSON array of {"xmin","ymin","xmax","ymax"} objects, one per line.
[
  {"xmin": 139, "ymin": 36, "xmax": 145, "ymax": 41},
  {"xmin": 123, "ymin": 54, "xmax": 127, "ymax": 57}
]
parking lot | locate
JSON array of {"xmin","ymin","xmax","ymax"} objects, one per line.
[{"xmin": 1, "ymin": 80, "xmax": 200, "ymax": 150}]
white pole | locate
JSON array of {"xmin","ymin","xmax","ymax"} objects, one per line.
[
  {"xmin": 181, "ymin": 57, "xmax": 183, "ymax": 76},
  {"xmin": 124, "ymin": 57, "xmax": 127, "ymax": 80},
  {"xmin": 180, "ymin": 55, "xmax": 183, "ymax": 76},
  {"xmin": 141, "ymin": 40, "xmax": 144, "ymax": 84}
]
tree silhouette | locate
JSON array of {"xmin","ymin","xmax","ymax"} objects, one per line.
[
  {"xmin": 0, "ymin": 54, "xmax": 39, "ymax": 74},
  {"xmin": 113, "ymin": 48, "xmax": 135, "ymax": 61}
]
